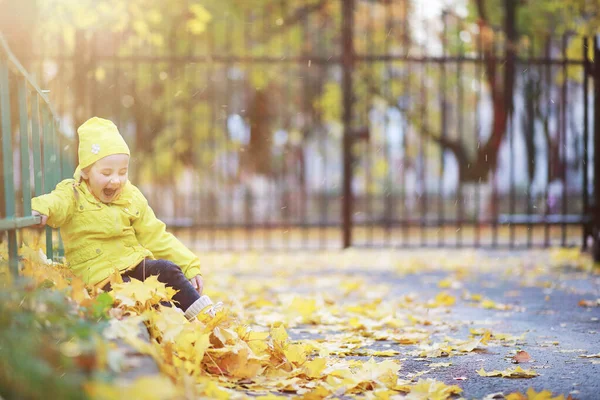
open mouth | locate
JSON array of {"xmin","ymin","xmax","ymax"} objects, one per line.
[{"xmin": 103, "ymin": 188, "xmax": 117, "ymax": 198}]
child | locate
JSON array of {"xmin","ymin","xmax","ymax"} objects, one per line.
[{"xmin": 32, "ymin": 117, "xmax": 213, "ymax": 320}]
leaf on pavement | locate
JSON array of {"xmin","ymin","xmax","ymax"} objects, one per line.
[
  {"xmin": 477, "ymin": 366, "xmax": 538, "ymax": 378},
  {"xmin": 512, "ymin": 350, "xmax": 532, "ymax": 363}
]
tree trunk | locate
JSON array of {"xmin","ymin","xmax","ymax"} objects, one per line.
[{"xmin": 449, "ymin": 0, "xmax": 518, "ymax": 184}]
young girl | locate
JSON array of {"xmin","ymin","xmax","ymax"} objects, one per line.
[{"xmin": 32, "ymin": 117, "xmax": 213, "ymax": 320}]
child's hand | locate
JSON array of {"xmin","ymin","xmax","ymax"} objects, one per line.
[
  {"xmin": 32, "ymin": 210, "xmax": 48, "ymax": 227},
  {"xmin": 189, "ymin": 275, "xmax": 204, "ymax": 295}
]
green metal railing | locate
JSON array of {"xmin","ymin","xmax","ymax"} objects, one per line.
[{"xmin": 0, "ymin": 33, "xmax": 74, "ymax": 275}]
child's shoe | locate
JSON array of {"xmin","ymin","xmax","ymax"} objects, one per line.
[{"xmin": 184, "ymin": 295, "xmax": 223, "ymax": 321}]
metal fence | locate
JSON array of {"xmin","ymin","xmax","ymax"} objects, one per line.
[
  {"xmin": 0, "ymin": 34, "xmax": 75, "ymax": 273},
  {"xmin": 24, "ymin": 1, "xmax": 600, "ymax": 252}
]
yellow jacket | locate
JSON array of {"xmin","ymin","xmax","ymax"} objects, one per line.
[{"xmin": 31, "ymin": 179, "xmax": 201, "ymax": 287}]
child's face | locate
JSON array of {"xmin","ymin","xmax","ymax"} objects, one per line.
[{"xmin": 81, "ymin": 154, "xmax": 130, "ymax": 203}]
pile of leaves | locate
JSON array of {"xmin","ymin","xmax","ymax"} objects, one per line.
[{"xmin": 2, "ymin": 246, "xmax": 589, "ymax": 399}]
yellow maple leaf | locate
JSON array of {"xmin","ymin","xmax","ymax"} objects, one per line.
[
  {"xmin": 477, "ymin": 366, "xmax": 538, "ymax": 378},
  {"xmin": 456, "ymin": 337, "xmax": 483, "ymax": 352},
  {"xmin": 288, "ymin": 296, "xmax": 318, "ymax": 321},
  {"xmin": 285, "ymin": 343, "xmax": 309, "ymax": 365},
  {"xmin": 242, "ymin": 329, "xmax": 270, "ymax": 357},
  {"xmin": 302, "ymin": 357, "xmax": 327, "ymax": 379},
  {"xmin": 371, "ymin": 350, "xmax": 401, "ymax": 357},
  {"xmin": 270, "ymin": 323, "xmax": 289, "ymax": 347},
  {"xmin": 480, "ymin": 329, "xmax": 492, "ymax": 345},
  {"xmin": 111, "ymin": 276, "xmax": 175, "ymax": 308},
  {"xmin": 212, "ymin": 326, "xmax": 239, "ymax": 347},
  {"xmin": 256, "ymin": 394, "xmax": 290, "ymax": 400},
  {"xmin": 506, "ymin": 387, "xmax": 566, "ymax": 400},
  {"xmin": 208, "ymin": 341, "xmax": 263, "ymax": 379},
  {"xmin": 348, "ymin": 358, "xmax": 402, "ymax": 391},
  {"xmin": 482, "ymin": 299, "xmax": 497, "ymax": 309},
  {"xmin": 405, "ymin": 378, "xmax": 462, "ymax": 400},
  {"xmin": 69, "ymin": 275, "xmax": 91, "ymax": 305},
  {"xmin": 200, "ymin": 381, "xmax": 232, "ymax": 399},
  {"xmin": 148, "ymin": 305, "xmax": 187, "ymax": 343},
  {"xmin": 437, "ymin": 278, "xmax": 452, "ymax": 288},
  {"xmin": 174, "ymin": 328, "xmax": 210, "ymax": 365},
  {"xmin": 300, "ymin": 385, "xmax": 332, "ymax": 400},
  {"xmin": 429, "ymin": 292, "xmax": 456, "ymax": 307}
]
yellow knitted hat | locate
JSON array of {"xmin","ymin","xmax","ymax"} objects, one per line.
[{"xmin": 73, "ymin": 117, "xmax": 130, "ymax": 180}]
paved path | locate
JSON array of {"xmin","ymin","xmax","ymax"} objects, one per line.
[
  {"xmin": 281, "ymin": 250, "xmax": 600, "ymax": 399},
  {"xmin": 116, "ymin": 249, "xmax": 600, "ymax": 398}
]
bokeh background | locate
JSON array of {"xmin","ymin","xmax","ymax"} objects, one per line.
[{"xmin": 1, "ymin": 0, "xmax": 598, "ymax": 251}]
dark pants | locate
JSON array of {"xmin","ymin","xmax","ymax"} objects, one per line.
[{"xmin": 102, "ymin": 259, "xmax": 200, "ymax": 311}]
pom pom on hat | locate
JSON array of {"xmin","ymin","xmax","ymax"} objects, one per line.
[{"xmin": 74, "ymin": 117, "xmax": 130, "ymax": 180}]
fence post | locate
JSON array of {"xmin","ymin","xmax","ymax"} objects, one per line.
[
  {"xmin": 593, "ymin": 35, "xmax": 600, "ymax": 261},
  {"xmin": 341, "ymin": 0, "xmax": 355, "ymax": 248},
  {"xmin": 0, "ymin": 54, "xmax": 18, "ymax": 274}
]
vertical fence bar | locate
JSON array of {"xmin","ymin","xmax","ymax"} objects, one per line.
[
  {"xmin": 582, "ymin": 37, "xmax": 589, "ymax": 250},
  {"xmin": 438, "ymin": 11, "xmax": 447, "ymax": 247},
  {"xmin": 593, "ymin": 36, "xmax": 600, "ymax": 260},
  {"xmin": 301, "ymin": 9, "xmax": 309, "ymax": 250},
  {"xmin": 526, "ymin": 36, "xmax": 534, "ymax": 248},
  {"xmin": 31, "ymin": 95, "xmax": 42, "ymax": 196},
  {"xmin": 224, "ymin": 12, "xmax": 233, "ymax": 250},
  {"xmin": 544, "ymin": 36, "xmax": 551, "ymax": 247},
  {"xmin": 243, "ymin": 11, "xmax": 252, "ymax": 251},
  {"xmin": 166, "ymin": 30, "xmax": 177, "ymax": 238},
  {"xmin": 283, "ymin": 1, "xmax": 292, "ymax": 251},
  {"xmin": 456, "ymin": 20, "xmax": 464, "ymax": 248},
  {"xmin": 0, "ymin": 57, "xmax": 18, "ymax": 274},
  {"xmin": 366, "ymin": 3, "xmax": 373, "ymax": 247},
  {"xmin": 260, "ymin": 6, "xmax": 269, "ymax": 250},
  {"xmin": 52, "ymin": 120, "xmax": 65, "ymax": 258},
  {"xmin": 341, "ymin": 0, "xmax": 355, "ymax": 248},
  {"xmin": 41, "ymin": 106, "xmax": 53, "ymax": 260},
  {"xmin": 60, "ymin": 130, "xmax": 70, "ymax": 180},
  {"xmin": 18, "ymin": 78, "xmax": 31, "ymax": 215},
  {"xmin": 490, "ymin": 32, "xmax": 499, "ymax": 248},
  {"xmin": 207, "ymin": 22, "xmax": 216, "ymax": 250},
  {"xmin": 561, "ymin": 34, "xmax": 568, "ymax": 246},
  {"xmin": 384, "ymin": 0, "xmax": 392, "ymax": 247},
  {"xmin": 402, "ymin": 10, "xmax": 410, "ymax": 247},
  {"xmin": 317, "ymin": 23, "xmax": 327, "ymax": 250},
  {"xmin": 112, "ymin": 32, "xmax": 121, "ymax": 160},
  {"xmin": 509, "ymin": 88, "xmax": 515, "ymax": 248},
  {"xmin": 508, "ymin": 32, "xmax": 516, "ymax": 248},
  {"xmin": 185, "ymin": 25, "xmax": 197, "ymax": 251},
  {"xmin": 421, "ymin": 19, "xmax": 429, "ymax": 247},
  {"xmin": 90, "ymin": 33, "xmax": 98, "ymax": 118},
  {"xmin": 475, "ymin": 26, "xmax": 482, "ymax": 247}
]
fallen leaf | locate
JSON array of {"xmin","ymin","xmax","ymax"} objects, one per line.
[
  {"xmin": 579, "ymin": 353, "xmax": 600, "ymax": 358},
  {"xmin": 578, "ymin": 299, "xmax": 599, "ymax": 307},
  {"xmin": 477, "ymin": 366, "xmax": 538, "ymax": 378},
  {"xmin": 403, "ymin": 378, "xmax": 462, "ymax": 399},
  {"xmin": 506, "ymin": 387, "xmax": 567, "ymax": 400},
  {"xmin": 512, "ymin": 350, "xmax": 532, "ymax": 363}
]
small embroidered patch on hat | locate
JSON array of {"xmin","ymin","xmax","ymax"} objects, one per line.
[{"xmin": 91, "ymin": 144, "xmax": 100, "ymax": 154}]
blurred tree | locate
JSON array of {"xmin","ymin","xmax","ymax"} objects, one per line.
[{"xmin": 363, "ymin": 0, "xmax": 598, "ymax": 186}]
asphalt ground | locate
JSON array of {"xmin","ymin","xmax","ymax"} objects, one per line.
[
  {"xmin": 115, "ymin": 249, "xmax": 600, "ymax": 399},
  {"xmin": 280, "ymin": 250, "xmax": 600, "ymax": 399}
]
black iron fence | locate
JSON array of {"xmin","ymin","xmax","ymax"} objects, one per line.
[{"xmin": 24, "ymin": 0, "xmax": 600, "ymax": 252}]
